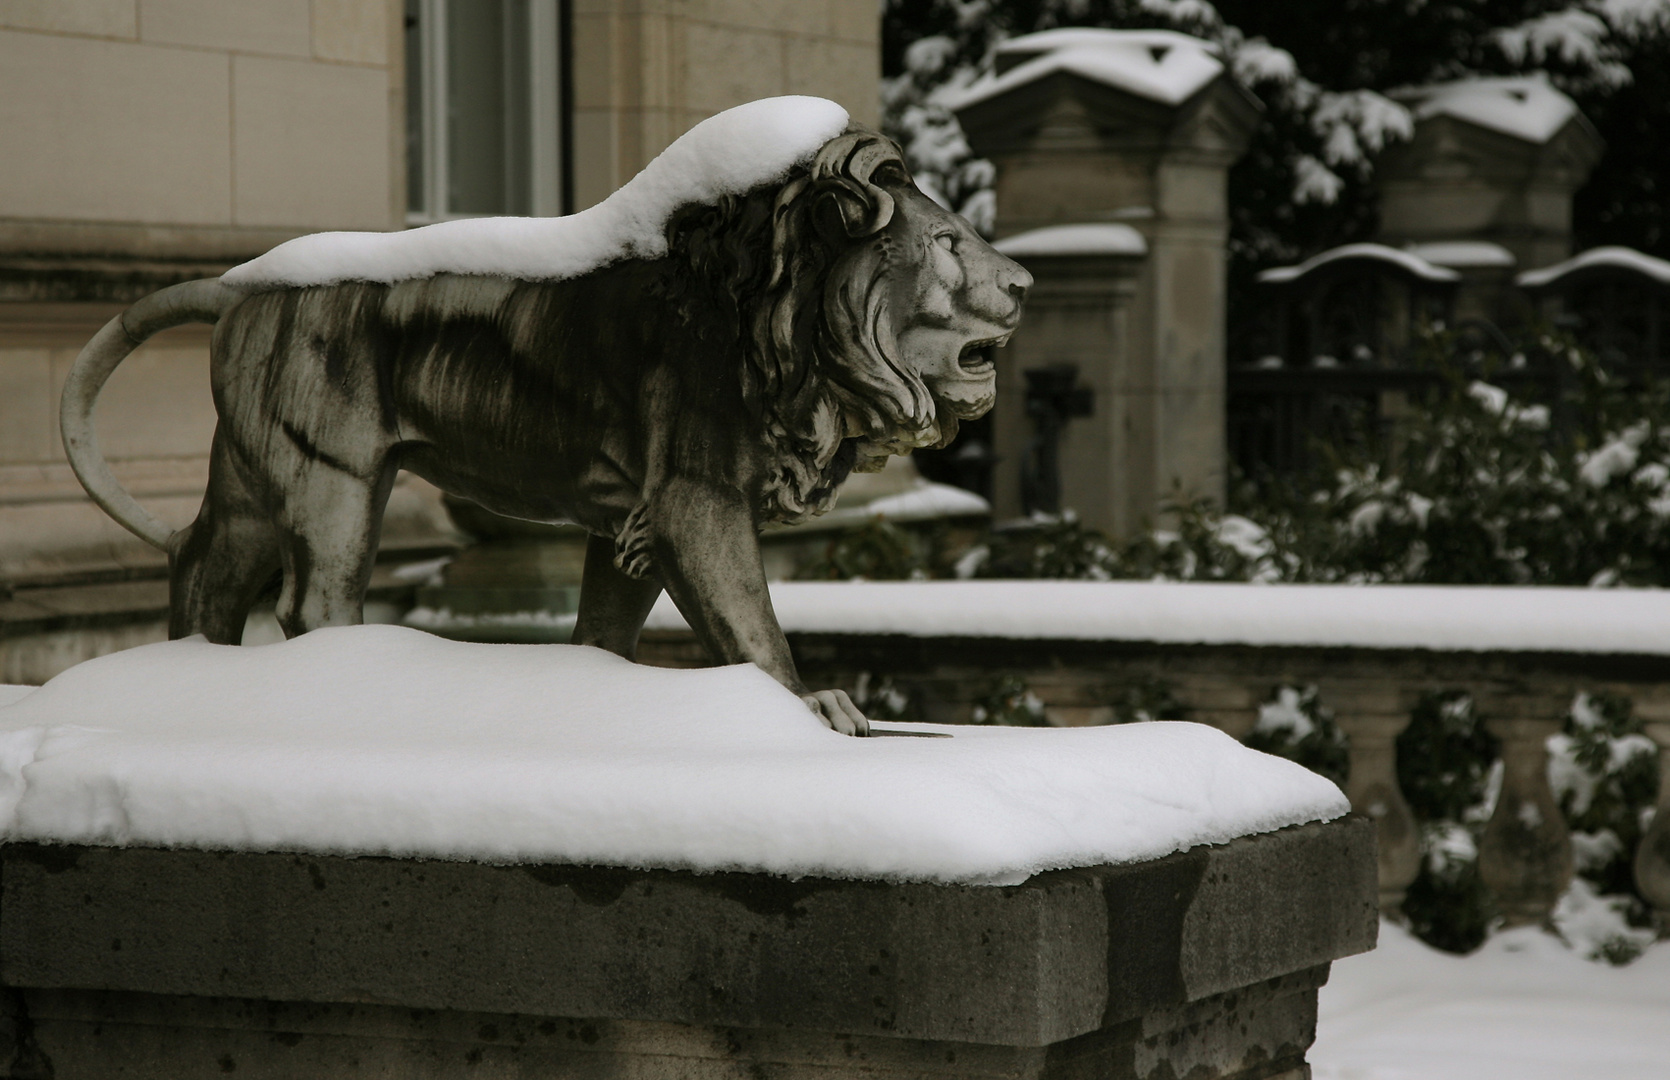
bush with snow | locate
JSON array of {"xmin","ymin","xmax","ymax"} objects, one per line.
[{"xmin": 1244, "ymin": 685, "xmax": 1349, "ymax": 789}]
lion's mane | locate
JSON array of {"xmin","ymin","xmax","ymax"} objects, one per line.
[{"xmin": 656, "ymin": 128, "xmax": 949, "ymax": 526}]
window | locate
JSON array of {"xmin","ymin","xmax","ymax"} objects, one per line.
[{"xmin": 404, "ymin": 0, "xmax": 569, "ymax": 222}]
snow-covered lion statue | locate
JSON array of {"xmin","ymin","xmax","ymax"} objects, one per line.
[{"xmin": 60, "ymin": 97, "xmax": 1031, "ymax": 734}]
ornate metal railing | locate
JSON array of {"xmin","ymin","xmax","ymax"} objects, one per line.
[{"xmin": 1227, "ymin": 366, "xmax": 1440, "ymax": 480}]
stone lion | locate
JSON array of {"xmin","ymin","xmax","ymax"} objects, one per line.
[{"xmin": 61, "ymin": 118, "xmax": 1031, "ymax": 734}]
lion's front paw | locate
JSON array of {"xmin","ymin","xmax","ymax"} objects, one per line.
[{"xmin": 802, "ymin": 689, "xmax": 870, "ymax": 737}]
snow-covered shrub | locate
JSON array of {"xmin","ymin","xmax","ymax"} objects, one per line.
[
  {"xmin": 968, "ymin": 501, "xmax": 1292, "ymax": 582},
  {"xmin": 1236, "ymin": 328, "xmax": 1670, "ymax": 588},
  {"xmin": 1554, "ymin": 877, "xmax": 1659, "ymax": 964},
  {"xmin": 1243, "ymin": 685, "xmax": 1349, "ymax": 788},
  {"xmin": 1397, "ymin": 692, "xmax": 1503, "ymax": 954},
  {"xmin": 852, "ymin": 671, "xmax": 920, "ymax": 722},
  {"xmin": 1549, "ymin": 692, "xmax": 1660, "ymax": 931},
  {"xmin": 800, "ymin": 519, "xmax": 932, "ymax": 581},
  {"xmin": 971, "ymin": 511, "xmax": 1120, "ymax": 579},
  {"xmin": 879, "ymin": 23, "xmax": 1000, "ymax": 231},
  {"xmin": 970, "ymin": 675, "xmax": 1049, "ymax": 726},
  {"xmin": 1107, "ymin": 674, "xmax": 1186, "ymax": 726},
  {"xmin": 1390, "ymin": 687, "xmax": 1661, "ymax": 957}
]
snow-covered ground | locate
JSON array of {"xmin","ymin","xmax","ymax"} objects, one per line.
[
  {"xmin": 0, "ymin": 625, "xmax": 1345, "ymax": 884},
  {"xmin": 1314, "ymin": 919, "xmax": 1670, "ymax": 1080}
]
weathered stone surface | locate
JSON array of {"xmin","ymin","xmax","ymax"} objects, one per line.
[
  {"xmin": 2, "ymin": 970, "xmax": 1324, "ymax": 1080},
  {"xmin": 0, "ymin": 818, "xmax": 1374, "ymax": 1077}
]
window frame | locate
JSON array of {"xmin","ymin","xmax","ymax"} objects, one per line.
[{"xmin": 405, "ymin": 0, "xmax": 571, "ymax": 224}]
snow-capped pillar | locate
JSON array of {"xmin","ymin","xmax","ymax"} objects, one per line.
[
  {"xmin": 954, "ymin": 31, "xmax": 1261, "ymax": 535},
  {"xmin": 1475, "ymin": 688, "xmax": 1576, "ymax": 927},
  {"xmin": 1317, "ymin": 679, "xmax": 1422, "ymax": 914},
  {"xmin": 1628, "ymin": 698, "xmax": 1670, "ymax": 933},
  {"xmin": 1380, "ymin": 78, "xmax": 1603, "ymax": 283}
]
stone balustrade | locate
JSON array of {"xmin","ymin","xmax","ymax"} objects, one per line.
[{"xmin": 639, "ymin": 580, "xmax": 1670, "ymax": 931}]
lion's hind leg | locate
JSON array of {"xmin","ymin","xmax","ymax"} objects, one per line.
[
  {"xmin": 272, "ymin": 456, "xmax": 398, "ymax": 640},
  {"xmin": 169, "ymin": 433, "xmax": 281, "ymax": 644}
]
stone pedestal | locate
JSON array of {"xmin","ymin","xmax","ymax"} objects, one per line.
[
  {"xmin": 1476, "ymin": 690, "xmax": 1575, "ymax": 927},
  {"xmin": 954, "ymin": 31, "xmax": 1260, "ymax": 535},
  {"xmin": 0, "ymin": 817, "xmax": 1376, "ymax": 1079}
]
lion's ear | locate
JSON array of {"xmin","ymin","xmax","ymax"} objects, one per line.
[
  {"xmin": 818, "ymin": 175, "xmax": 894, "ymax": 240},
  {"xmin": 807, "ymin": 132, "xmax": 903, "ymax": 241}
]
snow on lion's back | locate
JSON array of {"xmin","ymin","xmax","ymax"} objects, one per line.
[{"xmin": 221, "ymin": 96, "xmax": 851, "ymax": 291}]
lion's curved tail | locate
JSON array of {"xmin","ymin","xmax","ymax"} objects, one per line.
[{"xmin": 60, "ymin": 278, "xmax": 240, "ymax": 551}]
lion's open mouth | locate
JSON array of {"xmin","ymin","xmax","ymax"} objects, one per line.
[{"xmin": 958, "ymin": 334, "xmax": 1009, "ymax": 372}]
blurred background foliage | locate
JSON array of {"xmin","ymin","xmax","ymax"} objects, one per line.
[{"xmin": 882, "ymin": 0, "xmax": 1670, "ymax": 340}]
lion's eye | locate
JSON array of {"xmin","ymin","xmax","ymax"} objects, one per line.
[{"xmin": 934, "ymin": 233, "xmax": 957, "ymax": 252}]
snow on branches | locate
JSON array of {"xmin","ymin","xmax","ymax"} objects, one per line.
[{"xmin": 883, "ymin": 0, "xmax": 1666, "ymax": 222}]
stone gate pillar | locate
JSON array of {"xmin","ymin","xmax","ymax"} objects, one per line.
[
  {"xmin": 1379, "ymin": 76, "xmax": 1603, "ymax": 325},
  {"xmin": 954, "ymin": 30, "xmax": 1259, "ymax": 534}
]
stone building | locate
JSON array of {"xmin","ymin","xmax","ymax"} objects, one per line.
[{"xmin": 0, "ymin": 0, "xmax": 877, "ymax": 681}]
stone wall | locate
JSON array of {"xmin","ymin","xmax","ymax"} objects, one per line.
[
  {"xmin": 0, "ymin": 0, "xmax": 404, "ymax": 291},
  {"xmin": 571, "ymin": 0, "xmax": 879, "ymax": 210},
  {"xmin": 0, "ymin": 0, "xmax": 408, "ymax": 590}
]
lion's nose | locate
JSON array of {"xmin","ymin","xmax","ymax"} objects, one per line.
[{"xmin": 999, "ymin": 264, "xmax": 1033, "ymax": 303}]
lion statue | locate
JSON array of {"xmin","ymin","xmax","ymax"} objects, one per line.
[{"xmin": 60, "ymin": 97, "xmax": 1031, "ymax": 735}]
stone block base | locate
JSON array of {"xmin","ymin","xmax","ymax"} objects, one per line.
[
  {"xmin": 6, "ymin": 972, "xmax": 1319, "ymax": 1080},
  {"xmin": 1, "ymin": 818, "xmax": 1373, "ymax": 1079}
]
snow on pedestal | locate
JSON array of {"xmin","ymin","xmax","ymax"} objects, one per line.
[
  {"xmin": 220, "ymin": 96, "xmax": 849, "ymax": 290},
  {"xmin": 0, "ymin": 624, "xmax": 1345, "ymax": 884}
]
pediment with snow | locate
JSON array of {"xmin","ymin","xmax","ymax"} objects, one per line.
[
  {"xmin": 1382, "ymin": 76, "xmax": 1603, "ymax": 188},
  {"xmin": 953, "ymin": 29, "xmax": 1260, "ymax": 160},
  {"xmin": 1397, "ymin": 76, "xmax": 1578, "ymax": 145},
  {"xmin": 993, "ymin": 223, "xmax": 1148, "ymax": 259}
]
